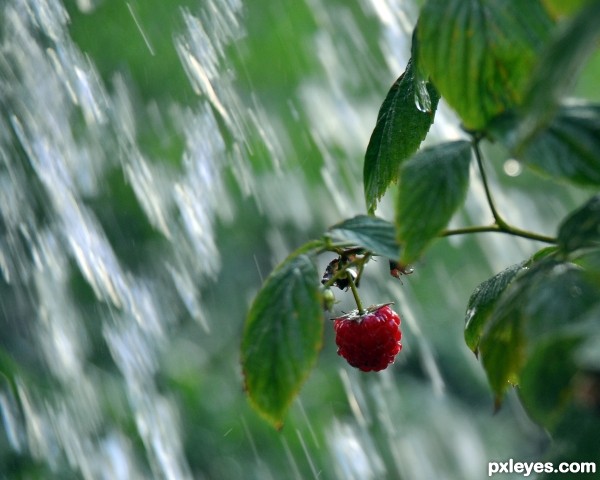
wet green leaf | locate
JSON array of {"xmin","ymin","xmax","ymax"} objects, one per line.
[
  {"xmin": 519, "ymin": 336, "xmax": 581, "ymax": 429},
  {"xmin": 464, "ymin": 263, "xmax": 524, "ymax": 355},
  {"xmin": 417, "ymin": 0, "xmax": 553, "ymax": 130},
  {"xmin": 519, "ymin": 306, "xmax": 600, "ymax": 436},
  {"xmin": 241, "ymin": 254, "xmax": 322, "ymax": 428},
  {"xmin": 326, "ymin": 215, "xmax": 400, "ymax": 260},
  {"xmin": 364, "ymin": 59, "xmax": 440, "ymax": 214},
  {"xmin": 480, "ymin": 259, "xmax": 600, "ymax": 400},
  {"xmin": 517, "ymin": 0, "xmax": 600, "ymax": 145},
  {"xmin": 522, "ymin": 264, "xmax": 600, "ymax": 339},
  {"xmin": 479, "ymin": 261, "xmax": 552, "ymax": 399},
  {"xmin": 490, "ymin": 104, "xmax": 600, "ymax": 186},
  {"xmin": 522, "ymin": 105, "xmax": 600, "ymax": 186},
  {"xmin": 558, "ymin": 194, "xmax": 600, "ymax": 254},
  {"xmin": 396, "ymin": 140, "xmax": 472, "ymax": 263},
  {"xmin": 527, "ymin": 246, "xmax": 559, "ymax": 264}
]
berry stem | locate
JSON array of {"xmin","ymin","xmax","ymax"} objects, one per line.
[{"xmin": 346, "ymin": 272, "xmax": 365, "ymax": 314}]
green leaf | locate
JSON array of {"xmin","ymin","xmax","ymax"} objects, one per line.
[
  {"xmin": 364, "ymin": 58, "xmax": 440, "ymax": 214},
  {"xmin": 527, "ymin": 245, "xmax": 560, "ymax": 264},
  {"xmin": 492, "ymin": 104, "xmax": 600, "ymax": 186},
  {"xmin": 525, "ymin": 104, "xmax": 600, "ymax": 186},
  {"xmin": 522, "ymin": 264, "xmax": 600, "ymax": 339},
  {"xmin": 396, "ymin": 140, "xmax": 472, "ymax": 263},
  {"xmin": 519, "ymin": 336, "xmax": 582, "ymax": 429},
  {"xmin": 479, "ymin": 261, "xmax": 553, "ymax": 399},
  {"xmin": 464, "ymin": 263, "xmax": 524, "ymax": 355},
  {"xmin": 326, "ymin": 215, "xmax": 400, "ymax": 260},
  {"xmin": 558, "ymin": 194, "xmax": 600, "ymax": 254},
  {"xmin": 517, "ymin": 0, "xmax": 600, "ymax": 145},
  {"xmin": 519, "ymin": 307, "xmax": 600, "ymax": 433},
  {"xmin": 417, "ymin": 0, "xmax": 553, "ymax": 130},
  {"xmin": 241, "ymin": 254, "xmax": 322, "ymax": 428},
  {"xmin": 480, "ymin": 259, "xmax": 600, "ymax": 400}
]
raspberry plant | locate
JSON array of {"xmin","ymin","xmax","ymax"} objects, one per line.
[{"xmin": 241, "ymin": 0, "xmax": 600, "ymax": 468}]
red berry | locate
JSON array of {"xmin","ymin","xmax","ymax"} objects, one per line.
[{"xmin": 333, "ymin": 304, "xmax": 402, "ymax": 372}]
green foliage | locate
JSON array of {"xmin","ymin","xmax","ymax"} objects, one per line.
[
  {"xmin": 241, "ymin": 253, "xmax": 323, "ymax": 428},
  {"xmin": 464, "ymin": 263, "xmax": 524, "ymax": 355},
  {"xmin": 518, "ymin": 335, "xmax": 582, "ymax": 429},
  {"xmin": 396, "ymin": 140, "xmax": 472, "ymax": 263},
  {"xmin": 479, "ymin": 259, "xmax": 600, "ymax": 400},
  {"xmin": 557, "ymin": 194, "xmax": 600, "ymax": 253},
  {"xmin": 518, "ymin": 0, "xmax": 600, "ymax": 145},
  {"xmin": 241, "ymin": 221, "xmax": 402, "ymax": 426},
  {"xmin": 242, "ymin": 2, "xmax": 600, "ymax": 459},
  {"xmin": 417, "ymin": 0, "xmax": 553, "ymax": 130},
  {"xmin": 364, "ymin": 59, "xmax": 439, "ymax": 214},
  {"xmin": 326, "ymin": 215, "xmax": 400, "ymax": 260},
  {"xmin": 492, "ymin": 104, "xmax": 600, "ymax": 186}
]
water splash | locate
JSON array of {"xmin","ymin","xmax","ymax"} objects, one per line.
[{"xmin": 0, "ymin": 0, "xmax": 241, "ymax": 477}]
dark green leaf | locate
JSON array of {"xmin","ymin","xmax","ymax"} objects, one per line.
[
  {"xmin": 526, "ymin": 245, "xmax": 559, "ymax": 264},
  {"xmin": 464, "ymin": 263, "xmax": 524, "ymax": 354},
  {"xmin": 558, "ymin": 194, "xmax": 600, "ymax": 254},
  {"xmin": 491, "ymin": 104, "xmax": 600, "ymax": 186},
  {"xmin": 364, "ymin": 58, "xmax": 440, "ymax": 214},
  {"xmin": 574, "ymin": 248, "xmax": 600, "ymax": 276},
  {"xmin": 326, "ymin": 215, "xmax": 400, "ymax": 260},
  {"xmin": 480, "ymin": 259, "xmax": 600, "ymax": 400},
  {"xmin": 522, "ymin": 104, "xmax": 600, "ymax": 186},
  {"xmin": 517, "ymin": 0, "xmax": 600, "ymax": 146},
  {"xmin": 396, "ymin": 140, "xmax": 472, "ymax": 263},
  {"xmin": 519, "ymin": 305, "xmax": 600, "ymax": 435},
  {"xmin": 241, "ymin": 254, "xmax": 322, "ymax": 428},
  {"xmin": 519, "ymin": 336, "xmax": 582, "ymax": 429},
  {"xmin": 479, "ymin": 260, "xmax": 554, "ymax": 399},
  {"xmin": 417, "ymin": 0, "xmax": 553, "ymax": 130},
  {"xmin": 522, "ymin": 264, "xmax": 600, "ymax": 339}
]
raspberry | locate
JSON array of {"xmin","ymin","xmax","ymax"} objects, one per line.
[{"xmin": 333, "ymin": 304, "xmax": 402, "ymax": 372}]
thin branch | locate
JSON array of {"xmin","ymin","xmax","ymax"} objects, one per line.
[
  {"xmin": 472, "ymin": 138, "xmax": 509, "ymax": 229},
  {"xmin": 442, "ymin": 225, "xmax": 557, "ymax": 244},
  {"xmin": 287, "ymin": 239, "xmax": 327, "ymax": 259}
]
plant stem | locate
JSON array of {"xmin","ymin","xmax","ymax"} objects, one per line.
[
  {"xmin": 287, "ymin": 239, "xmax": 327, "ymax": 259},
  {"xmin": 346, "ymin": 273, "xmax": 365, "ymax": 314},
  {"xmin": 442, "ymin": 225, "xmax": 556, "ymax": 244},
  {"xmin": 354, "ymin": 253, "xmax": 370, "ymax": 286},
  {"xmin": 463, "ymin": 139, "xmax": 557, "ymax": 245},
  {"xmin": 472, "ymin": 138, "xmax": 509, "ymax": 229}
]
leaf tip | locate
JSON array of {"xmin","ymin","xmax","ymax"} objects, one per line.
[{"xmin": 246, "ymin": 393, "xmax": 286, "ymax": 430}]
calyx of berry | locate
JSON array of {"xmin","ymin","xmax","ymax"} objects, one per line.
[{"xmin": 333, "ymin": 302, "xmax": 394, "ymax": 322}]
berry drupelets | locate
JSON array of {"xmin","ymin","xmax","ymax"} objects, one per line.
[{"xmin": 333, "ymin": 304, "xmax": 402, "ymax": 372}]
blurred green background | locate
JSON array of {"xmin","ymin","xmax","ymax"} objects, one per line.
[{"xmin": 0, "ymin": 0, "xmax": 596, "ymax": 478}]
